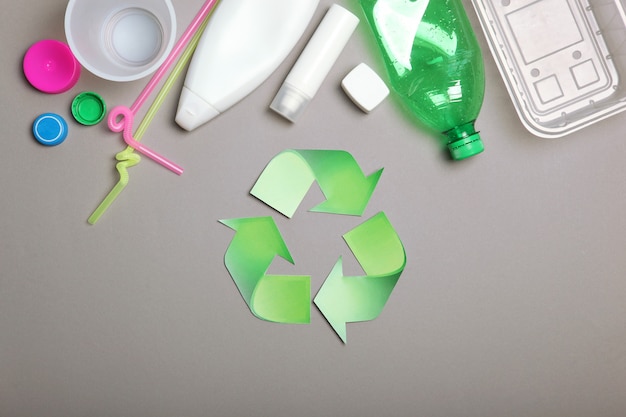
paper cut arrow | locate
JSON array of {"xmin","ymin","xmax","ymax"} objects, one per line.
[
  {"xmin": 220, "ymin": 216, "xmax": 310, "ymax": 323},
  {"xmin": 250, "ymin": 149, "xmax": 383, "ymax": 218},
  {"xmin": 314, "ymin": 212, "xmax": 406, "ymax": 343}
]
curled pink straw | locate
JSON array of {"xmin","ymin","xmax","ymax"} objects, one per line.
[
  {"xmin": 108, "ymin": 0, "xmax": 221, "ymax": 173},
  {"xmin": 108, "ymin": 106, "xmax": 183, "ymax": 175}
]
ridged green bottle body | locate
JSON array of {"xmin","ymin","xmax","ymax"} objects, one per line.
[{"xmin": 360, "ymin": 0, "xmax": 486, "ymax": 159}]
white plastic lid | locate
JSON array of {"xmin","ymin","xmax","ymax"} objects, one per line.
[
  {"xmin": 175, "ymin": 86, "xmax": 220, "ymax": 131},
  {"xmin": 341, "ymin": 63, "xmax": 389, "ymax": 113},
  {"xmin": 270, "ymin": 83, "xmax": 311, "ymax": 123}
]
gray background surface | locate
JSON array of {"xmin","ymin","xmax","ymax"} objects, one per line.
[{"xmin": 2, "ymin": 0, "xmax": 626, "ymax": 416}]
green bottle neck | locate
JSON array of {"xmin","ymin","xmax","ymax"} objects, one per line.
[
  {"xmin": 444, "ymin": 121, "xmax": 484, "ymax": 160},
  {"xmin": 444, "ymin": 121, "xmax": 477, "ymax": 142}
]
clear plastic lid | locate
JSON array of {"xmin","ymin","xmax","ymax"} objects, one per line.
[{"xmin": 471, "ymin": 0, "xmax": 626, "ymax": 138}]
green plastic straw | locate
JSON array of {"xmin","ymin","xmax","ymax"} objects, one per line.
[{"xmin": 88, "ymin": 15, "xmax": 211, "ymax": 225}]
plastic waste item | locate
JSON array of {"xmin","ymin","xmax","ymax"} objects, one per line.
[
  {"xmin": 72, "ymin": 92, "xmax": 106, "ymax": 125},
  {"xmin": 33, "ymin": 113, "xmax": 68, "ymax": 146},
  {"xmin": 360, "ymin": 0, "xmax": 486, "ymax": 160},
  {"xmin": 88, "ymin": 2, "xmax": 216, "ymax": 225},
  {"xmin": 64, "ymin": 0, "xmax": 176, "ymax": 82},
  {"xmin": 107, "ymin": 106, "xmax": 183, "ymax": 174},
  {"xmin": 471, "ymin": 0, "xmax": 626, "ymax": 138},
  {"xmin": 341, "ymin": 63, "xmax": 389, "ymax": 112},
  {"xmin": 105, "ymin": 0, "xmax": 220, "ymax": 177},
  {"xmin": 175, "ymin": 0, "xmax": 320, "ymax": 131},
  {"xmin": 270, "ymin": 4, "xmax": 359, "ymax": 122},
  {"xmin": 23, "ymin": 40, "xmax": 80, "ymax": 94}
]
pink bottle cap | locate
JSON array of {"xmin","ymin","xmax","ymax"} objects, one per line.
[{"xmin": 23, "ymin": 39, "xmax": 81, "ymax": 94}]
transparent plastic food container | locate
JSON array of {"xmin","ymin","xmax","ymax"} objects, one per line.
[{"xmin": 471, "ymin": 0, "xmax": 626, "ymax": 137}]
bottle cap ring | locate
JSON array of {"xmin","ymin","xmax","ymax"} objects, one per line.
[{"xmin": 448, "ymin": 133, "xmax": 485, "ymax": 160}]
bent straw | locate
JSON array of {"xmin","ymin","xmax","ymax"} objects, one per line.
[
  {"xmin": 108, "ymin": 105, "xmax": 184, "ymax": 174},
  {"xmin": 106, "ymin": 0, "xmax": 220, "ymax": 173},
  {"xmin": 128, "ymin": 0, "xmax": 220, "ymax": 116},
  {"xmin": 88, "ymin": 9, "xmax": 214, "ymax": 224}
]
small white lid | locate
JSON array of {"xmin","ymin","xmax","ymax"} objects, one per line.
[
  {"xmin": 270, "ymin": 83, "xmax": 311, "ymax": 123},
  {"xmin": 175, "ymin": 86, "xmax": 220, "ymax": 131},
  {"xmin": 341, "ymin": 63, "xmax": 389, "ymax": 113}
]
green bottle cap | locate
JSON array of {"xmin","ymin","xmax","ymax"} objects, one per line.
[
  {"xmin": 448, "ymin": 133, "xmax": 484, "ymax": 160},
  {"xmin": 71, "ymin": 92, "xmax": 106, "ymax": 125}
]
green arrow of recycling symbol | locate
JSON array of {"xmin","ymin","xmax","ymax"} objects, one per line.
[
  {"xmin": 220, "ymin": 216, "xmax": 311, "ymax": 324},
  {"xmin": 250, "ymin": 149, "xmax": 383, "ymax": 217},
  {"xmin": 221, "ymin": 149, "xmax": 406, "ymax": 343},
  {"xmin": 314, "ymin": 211, "xmax": 405, "ymax": 343}
]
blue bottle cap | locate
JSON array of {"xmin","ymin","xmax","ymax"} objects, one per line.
[{"xmin": 32, "ymin": 113, "xmax": 68, "ymax": 146}]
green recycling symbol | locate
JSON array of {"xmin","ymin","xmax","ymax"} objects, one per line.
[{"xmin": 220, "ymin": 149, "xmax": 406, "ymax": 343}]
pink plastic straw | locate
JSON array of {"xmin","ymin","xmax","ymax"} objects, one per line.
[
  {"xmin": 108, "ymin": 0, "xmax": 221, "ymax": 174},
  {"xmin": 129, "ymin": 0, "xmax": 220, "ymax": 114},
  {"xmin": 108, "ymin": 106, "xmax": 184, "ymax": 175}
]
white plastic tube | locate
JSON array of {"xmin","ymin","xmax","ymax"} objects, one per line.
[
  {"xmin": 176, "ymin": 0, "xmax": 319, "ymax": 131},
  {"xmin": 270, "ymin": 4, "xmax": 359, "ymax": 122}
]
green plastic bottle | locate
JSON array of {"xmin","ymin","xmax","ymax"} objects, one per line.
[{"xmin": 359, "ymin": 0, "xmax": 486, "ymax": 160}]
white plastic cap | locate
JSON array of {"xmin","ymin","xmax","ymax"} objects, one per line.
[
  {"xmin": 341, "ymin": 63, "xmax": 389, "ymax": 113},
  {"xmin": 175, "ymin": 86, "xmax": 220, "ymax": 131},
  {"xmin": 270, "ymin": 83, "xmax": 311, "ymax": 123}
]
